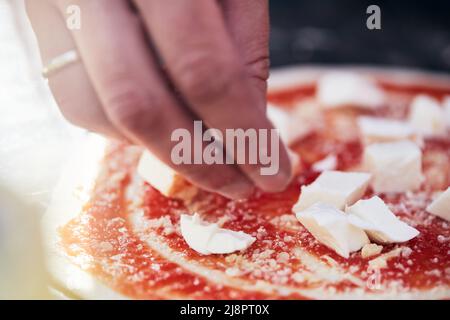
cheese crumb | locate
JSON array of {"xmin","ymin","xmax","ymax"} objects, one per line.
[
  {"xmin": 276, "ymin": 252, "xmax": 290, "ymax": 263},
  {"xmin": 401, "ymin": 247, "xmax": 413, "ymax": 258},
  {"xmin": 96, "ymin": 241, "xmax": 113, "ymax": 253},
  {"xmin": 145, "ymin": 215, "xmax": 175, "ymax": 235},
  {"xmin": 368, "ymin": 247, "xmax": 403, "ymax": 270},
  {"xmin": 361, "ymin": 243, "xmax": 383, "ymax": 259},
  {"xmin": 225, "ymin": 267, "xmax": 242, "ymax": 277}
]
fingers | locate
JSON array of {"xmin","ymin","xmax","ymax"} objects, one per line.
[
  {"xmin": 220, "ymin": 0, "xmax": 270, "ymax": 98},
  {"xmin": 53, "ymin": 0, "xmax": 253, "ymax": 199},
  {"xmin": 25, "ymin": 0, "xmax": 124, "ymax": 140},
  {"xmin": 135, "ymin": 0, "xmax": 292, "ymax": 192}
]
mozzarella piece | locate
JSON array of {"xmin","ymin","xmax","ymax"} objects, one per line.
[
  {"xmin": 346, "ymin": 196, "xmax": 419, "ymax": 244},
  {"xmin": 295, "ymin": 203, "xmax": 369, "ymax": 258},
  {"xmin": 267, "ymin": 102, "xmax": 322, "ymax": 145},
  {"xmin": 409, "ymin": 95, "xmax": 446, "ymax": 136},
  {"xmin": 361, "ymin": 243, "xmax": 383, "ymax": 259},
  {"xmin": 291, "ymin": 99, "xmax": 324, "ymax": 136},
  {"xmin": 357, "ymin": 116, "xmax": 418, "ymax": 145},
  {"xmin": 316, "ymin": 72, "xmax": 385, "ymax": 109},
  {"xmin": 426, "ymin": 187, "xmax": 450, "ymax": 221},
  {"xmin": 263, "ymin": 105, "xmax": 304, "ymax": 172},
  {"xmin": 312, "ymin": 154, "xmax": 337, "ymax": 172},
  {"xmin": 180, "ymin": 214, "xmax": 255, "ymax": 255},
  {"xmin": 363, "ymin": 140, "xmax": 423, "ymax": 193},
  {"xmin": 293, "ymin": 170, "xmax": 371, "ymax": 211},
  {"xmin": 137, "ymin": 150, "xmax": 198, "ymax": 201},
  {"xmin": 267, "ymin": 104, "xmax": 292, "ymax": 144},
  {"xmin": 137, "ymin": 151, "xmax": 176, "ymax": 197}
]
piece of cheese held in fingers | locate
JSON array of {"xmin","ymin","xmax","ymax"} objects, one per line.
[
  {"xmin": 267, "ymin": 102, "xmax": 322, "ymax": 146},
  {"xmin": 137, "ymin": 150, "xmax": 197, "ymax": 201}
]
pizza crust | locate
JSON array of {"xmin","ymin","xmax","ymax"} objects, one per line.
[{"xmin": 43, "ymin": 134, "xmax": 128, "ymax": 299}]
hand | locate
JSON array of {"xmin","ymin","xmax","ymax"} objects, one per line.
[{"xmin": 26, "ymin": 0, "xmax": 292, "ymax": 199}]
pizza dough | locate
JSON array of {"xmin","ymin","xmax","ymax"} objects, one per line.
[{"xmin": 44, "ymin": 67, "xmax": 450, "ymax": 299}]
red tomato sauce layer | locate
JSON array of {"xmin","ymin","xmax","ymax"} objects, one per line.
[{"xmin": 60, "ymin": 79, "xmax": 450, "ymax": 298}]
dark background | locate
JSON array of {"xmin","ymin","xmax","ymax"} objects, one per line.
[{"xmin": 269, "ymin": 0, "xmax": 450, "ymax": 72}]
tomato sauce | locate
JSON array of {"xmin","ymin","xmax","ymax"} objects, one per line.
[{"xmin": 60, "ymin": 77, "xmax": 450, "ymax": 299}]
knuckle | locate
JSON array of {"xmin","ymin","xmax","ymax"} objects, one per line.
[
  {"xmin": 103, "ymin": 82, "xmax": 160, "ymax": 133},
  {"xmin": 174, "ymin": 50, "xmax": 240, "ymax": 105},
  {"xmin": 246, "ymin": 55, "xmax": 270, "ymax": 82}
]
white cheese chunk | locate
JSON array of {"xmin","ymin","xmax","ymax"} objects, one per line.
[
  {"xmin": 312, "ymin": 154, "xmax": 337, "ymax": 172},
  {"xmin": 357, "ymin": 116, "xmax": 418, "ymax": 145},
  {"xmin": 290, "ymin": 99, "xmax": 324, "ymax": 137},
  {"xmin": 267, "ymin": 104, "xmax": 313, "ymax": 145},
  {"xmin": 267, "ymin": 104, "xmax": 292, "ymax": 144},
  {"xmin": 137, "ymin": 150, "xmax": 198, "ymax": 201},
  {"xmin": 409, "ymin": 95, "xmax": 446, "ymax": 136},
  {"xmin": 361, "ymin": 243, "xmax": 383, "ymax": 259},
  {"xmin": 138, "ymin": 150, "xmax": 176, "ymax": 197},
  {"xmin": 295, "ymin": 203, "xmax": 369, "ymax": 258},
  {"xmin": 293, "ymin": 170, "xmax": 372, "ymax": 211},
  {"xmin": 368, "ymin": 247, "xmax": 403, "ymax": 270},
  {"xmin": 316, "ymin": 72, "xmax": 386, "ymax": 109},
  {"xmin": 346, "ymin": 196, "xmax": 420, "ymax": 244},
  {"xmin": 363, "ymin": 140, "xmax": 423, "ymax": 193},
  {"xmin": 426, "ymin": 187, "xmax": 450, "ymax": 221},
  {"xmin": 180, "ymin": 214, "xmax": 255, "ymax": 255}
]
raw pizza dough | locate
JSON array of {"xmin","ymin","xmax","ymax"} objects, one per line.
[{"xmin": 44, "ymin": 67, "xmax": 450, "ymax": 299}]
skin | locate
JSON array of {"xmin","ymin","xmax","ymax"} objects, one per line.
[{"xmin": 26, "ymin": 0, "xmax": 292, "ymax": 199}]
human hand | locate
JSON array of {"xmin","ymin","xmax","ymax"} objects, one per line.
[{"xmin": 26, "ymin": 0, "xmax": 292, "ymax": 199}]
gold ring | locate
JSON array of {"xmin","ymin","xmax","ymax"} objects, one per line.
[{"xmin": 42, "ymin": 50, "xmax": 79, "ymax": 78}]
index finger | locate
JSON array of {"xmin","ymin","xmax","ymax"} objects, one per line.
[{"xmin": 134, "ymin": 0, "xmax": 292, "ymax": 192}]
